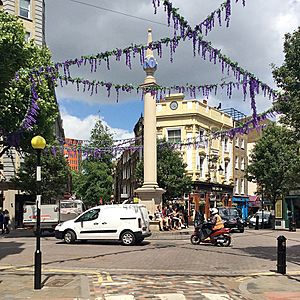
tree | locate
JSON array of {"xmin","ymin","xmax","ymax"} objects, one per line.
[
  {"xmin": 12, "ymin": 151, "xmax": 69, "ymax": 200},
  {"xmin": 272, "ymin": 27, "xmax": 300, "ymax": 139},
  {"xmin": 136, "ymin": 141, "xmax": 192, "ymax": 202},
  {"xmin": 246, "ymin": 124, "xmax": 300, "ymax": 209},
  {"xmin": 0, "ymin": 11, "xmax": 58, "ymax": 156},
  {"xmin": 73, "ymin": 120, "xmax": 114, "ymax": 207}
]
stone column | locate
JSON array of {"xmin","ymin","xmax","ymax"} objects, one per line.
[{"xmin": 135, "ymin": 29, "xmax": 165, "ymax": 217}]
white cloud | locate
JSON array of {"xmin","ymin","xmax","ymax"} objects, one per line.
[
  {"xmin": 61, "ymin": 110, "xmax": 134, "ymax": 141},
  {"xmin": 274, "ymin": 13, "xmax": 299, "ymax": 39}
]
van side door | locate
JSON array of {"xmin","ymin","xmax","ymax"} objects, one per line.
[{"xmin": 74, "ymin": 208, "xmax": 101, "ymax": 239}]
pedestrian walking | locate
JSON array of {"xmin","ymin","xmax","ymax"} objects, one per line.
[
  {"xmin": 3, "ymin": 209, "xmax": 10, "ymax": 234},
  {"xmin": 0, "ymin": 209, "xmax": 4, "ymax": 234}
]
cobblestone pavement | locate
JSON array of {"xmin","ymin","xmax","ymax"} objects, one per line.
[
  {"xmin": 0, "ymin": 267, "xmax": 299, "ymax": 299},
  {"xmin": 87, "ymin": 272, "xmax": 250, "ymax": 300}
]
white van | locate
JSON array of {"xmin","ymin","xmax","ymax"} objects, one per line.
[{"xmin": 55, "ymin": 204, "xmax": 151, "ymax": 245}]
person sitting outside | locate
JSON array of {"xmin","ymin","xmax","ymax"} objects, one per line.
[
  {"xmin": 154, "ymin": 205, "xmax": 164, "ymax": 231},
  {"xmin": 210, "ymin": 208, "xmax": 224, "ymax": 231}
]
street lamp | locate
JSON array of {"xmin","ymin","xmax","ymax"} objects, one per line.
[{"xmin": 31, "ymin": 135, "xmax": 46, "ymax": 290}]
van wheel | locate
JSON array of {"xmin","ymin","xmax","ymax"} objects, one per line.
[
  {"xmin": 64, "ymin": 230, "xmax": 76, "ymax": 244},
  {"xmin": 121, "ymin": 231, "xmax": 136, "ymax": 246}
]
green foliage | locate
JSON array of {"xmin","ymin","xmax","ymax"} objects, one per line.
[
  {"xmin": 246, "ymin": 124, "xmax": 300, "ymax": 207},
  {"xmin": 12, "ymin": 150, "xmax": 69, "ymax": 200},
  {"xmin": 136, "ymin": 141, "xmax": 192, "ymax": 201},
  {"xmin": 0, "ymin": 11, "xmax": 58, "ymax": 155},
  {"xmin": 272, "ymin": 27, "xmax": 300, "ymax": 139},
  {"xmin": 73, "ymin": 120, "xmax": 114, "ymax": 207}
]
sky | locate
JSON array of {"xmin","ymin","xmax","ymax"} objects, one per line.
[{"xmin": 44, "ymin": 0, "xmax": 300, "ymax": 141}]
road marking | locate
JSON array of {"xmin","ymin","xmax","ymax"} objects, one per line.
[
  {"xmin": 103, "ymin": 271, "xmax": 113, "ymax": 282},
  {"xmin": 184, "ymin": 280, "xmax": 211, "ymax": 285},
  {"xmin": 202, "ymin": 293, "xmax": 233, "ymax": 300},
  {"xmin": 157, "ymin": 293, "xmax": 186, "ymax": 300},
  {"xmin": 101, "ymin": 282, "xmax": 129, "ymax": 286},
  {"xmin": 105, "ymin": 295, "xmax": 134, "ymax": 300}
]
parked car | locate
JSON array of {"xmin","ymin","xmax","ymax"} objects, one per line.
[
  {"xmin": 248, "ymin": 210, "xmax": 271, "ymax": 228},
  {"xmin": 55, "ymin": 204, "xmax": 151, "ymax": 245},
  {"xmin": 218, "ymin": 207, "xmax": 244, "ymax": 233}
]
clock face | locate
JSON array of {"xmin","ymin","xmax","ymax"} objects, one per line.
[{"xmin": 170, "ymin": 101, "xmax": 178, "ymax": 110}]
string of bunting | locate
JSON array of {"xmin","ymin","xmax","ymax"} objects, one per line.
[
  {"xmin": 212, "ymin": 109, "xmax": 278, "ymax": 138},
  {"xmin": 39, "ymin": 0, "xmax": 242, "ymax": 76},
  {"xmin": 54, "ymin": 74, "xmax": 251, "ymax": 101},
  {"xmin": 12, "ymin": 0, "xmax": 276, "ymax": 147},
  {"xmin": 153, "ymin": 0, "xmax": 246, "ymax": 37},
  {"xmin": 151, "ymin": 0, "xmax": 275, "ymax": 122},
  {"xmin": 49, "ymin": 109, "xmax": 276, "ymax": 160}
]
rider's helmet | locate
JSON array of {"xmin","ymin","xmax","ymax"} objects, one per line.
[{"xmin": 210, "ymin": 208, "xmax": 218, "ymax": 215}]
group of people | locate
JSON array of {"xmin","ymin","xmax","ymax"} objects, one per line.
[
  {"xmin": 154, "ymin": 204, "xmax": 189, "ymax": 231},
  {"xmin": 0, "ymin": 209, "xmax": 10, "ymax": 234}
]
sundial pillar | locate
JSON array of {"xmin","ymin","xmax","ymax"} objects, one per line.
[{"xmin": 135, "ymin": 28, "xmax": 165, "ymax": 217}]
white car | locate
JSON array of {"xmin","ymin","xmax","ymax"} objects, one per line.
[
  {"xmin": 249, "ymin": 210, "xmax": 271, "ymax": 228},
  {"xmin": 55, "ymin": 204, "xmax": 151, "ymax": 245}
]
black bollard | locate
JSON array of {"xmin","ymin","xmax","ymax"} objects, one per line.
[
  {"xmin": 277, "ymin": 235, "xmax": 287, "ymax": 275},
  {"xmin": 255, "ymin": 214, "xmax": 259, "ymax": 230}
]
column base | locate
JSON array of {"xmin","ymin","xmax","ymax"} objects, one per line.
[{"xmin": 134, "ymin": 186, "xmax": 165, "ymax": 217}]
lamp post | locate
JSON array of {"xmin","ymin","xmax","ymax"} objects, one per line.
[{"xmin": 31, "ymin": 135, "xmax": 46, "ymax": 290}]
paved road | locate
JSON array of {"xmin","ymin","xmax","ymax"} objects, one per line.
[
  {"xmin": 0, "ymin": 229, "xmax": 299, "ymax": 275},
  {"xmin": 0, "ymin": 229, "xmax": 299, "ymax": 299}
]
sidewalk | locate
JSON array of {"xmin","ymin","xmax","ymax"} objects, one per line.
[{"xmin": 0, "ymin": 267, "xmax": 299, "ymax": 299}]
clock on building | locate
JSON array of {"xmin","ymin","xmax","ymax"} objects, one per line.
[{"xmin": 170, "ymin": 101, "xmax": 178, "ymax": 110}]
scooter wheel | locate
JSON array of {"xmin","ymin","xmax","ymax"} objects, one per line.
[
  {"xmin": 190, "ymin": 234, "xmax": 201, "ymax": 245},
  {"xmin": 222, "ymin": 236, "xmax": 231, "ymax": 247}
]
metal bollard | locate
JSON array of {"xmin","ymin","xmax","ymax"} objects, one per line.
[
  {"xmin": 255, "ymin": 215, "xmax": 259, "ymax": 230},
  {"xmin": 277, "ymin": 235, "xmax": 287, "ymax": 275}
]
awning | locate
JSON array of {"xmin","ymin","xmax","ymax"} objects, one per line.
[
  {"xmin": 248, "ymin": 195, "xmax": 261, "ymax": 207},
  {"xmin": 232, "ymin": 196, "xmax": 249, "ymax": 203}
]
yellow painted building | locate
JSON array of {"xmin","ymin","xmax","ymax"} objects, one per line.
[
  {"xmin": 0, "ymin": 0, "xmax": 45, "ymax": 45},
  {"xmin": 156, "ymin": 93, "xmax": 238, "ymax": 209}
]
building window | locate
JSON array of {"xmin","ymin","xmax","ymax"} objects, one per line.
[
  {"xmin": 241, "ymin": 179, "xmax": 245, "ymax": 194},
  {"xmin": 241, "ymin": 157, "xmax": 245, "ymax": 170},
  {"xmin": 20, "ymin": 0, "xmax": 31, "ymax": 19},
  {"xmin": 224, "ymin": 137, "xmax": 228, "ymax": 152},
  {"xmin": 199, "ymin": 156, "xmax": 204, "ymax": 178},
  {"xmin": 235, "ymin": 137, "xmax": 239, "ymax": 147},
  {"xmin": 241, "ymin": 138, "xmax": 245, "ymax": 149},
  {"xmin": 235, "ymin": 178, "xmax": 238, "ymax": 194},
  {"xmin": 224, "ymin": 161, "xmax": 229, "ymax": 180},
  {"xmin": 235, "ymin": 156, "xmax": 239, "ymax": 169},
  {"xmin": 25, "ymin": 31, "xmax": 31, "ymax": 42},
  {"xmin": 199, "ymin": 129, "xmax": 204, "ymax": 142},
  {"xmin": 167, "ymin": 129, "xmax": 181, "ymax": 143}
]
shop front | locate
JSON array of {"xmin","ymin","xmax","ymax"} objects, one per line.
[
  {"xmin": 232, "ymin": 196, "xmax": 249, "ymax": 221},
  {"xmin": 189, "ymin": 181, "xmax": 234, "ymax": 220}
]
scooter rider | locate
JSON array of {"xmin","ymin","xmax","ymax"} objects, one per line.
[{"xmin": 210, "ymin": 208, "xmax": 224, "ymax": 231}]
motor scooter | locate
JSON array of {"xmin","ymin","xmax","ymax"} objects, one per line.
[{"xmin": 190, "ymin": 221, "xmax": 231, "ymax": 247}]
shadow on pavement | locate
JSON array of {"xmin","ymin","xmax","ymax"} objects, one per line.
[
  {"xmin": 0, "ymin": 241, "xmax": 25, "ymax": 260},
  {"xmin": 240, "ymin": 245, "xmax": 300, "ymax": 265}
]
